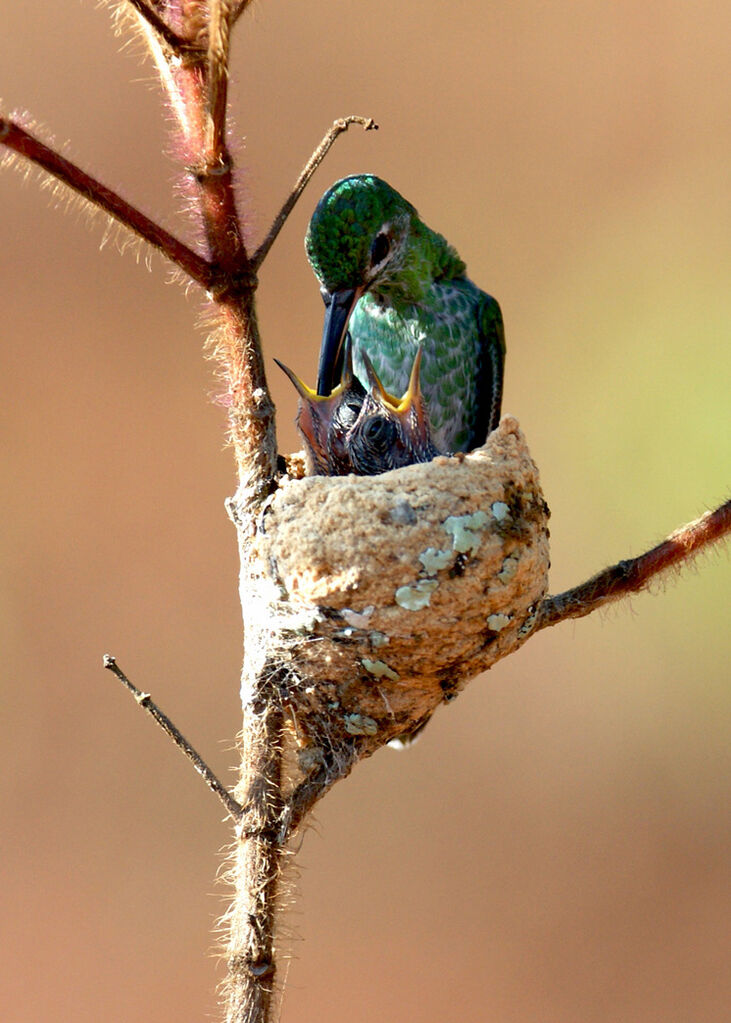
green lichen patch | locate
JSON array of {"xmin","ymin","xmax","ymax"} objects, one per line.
[
  {"xmin": 361, "ymin": 658, "xmax": 400, "ymax": 680},
  {"xmin": 344, "ymin": 713, "xmax": 379, "ymax": 736},
  {"xmin": 419, "ymin": 546, "xmax": 453, "ymax": 575},
  {"xmin": 486, "ymin": 613, "xmax": 512, "ymax": 632},
  {"xmin": 443, "ymin": 510, "xmax": 490, "ymax": 554},
  {"xmin": 491, "ymin": 501, "xmax": 510, "ymax": 522},
  {"xmin": 369, "ymin": 631, "xmax": 390, "ymax": 648},
  {"xmin": 395, "ymin": 578, "xmax": 439, "ymax": 610},
  {"xmin": 497, "ymin": 553, "xmax": 520, "ymax": 582}
]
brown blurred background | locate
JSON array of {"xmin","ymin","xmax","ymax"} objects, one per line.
[{"xmin": 1, "ymin": 3, "xmax": 729, "ymax": 1021}]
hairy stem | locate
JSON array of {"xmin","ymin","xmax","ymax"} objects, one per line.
[
  {"xmin": 124, "ymin": 0, "xmax": 203, "ymax": 55},
  {"xmin": 144, "ymin": 9, "xmax": 283, "ymax": 1022},
  {"xmin": 536, "ymin": 498, "xmax": 731, "ymax": 631},
  {"xmin": 225, "ymin": 663, "xmax": 285, "ymax": 1023},
  {"xmin": 149, "ymin": 33, "xmax": 277, "ymax": 498},
  {"xmin": 0, "ymin": 116, "xmax": 212, "ymax": 287}
]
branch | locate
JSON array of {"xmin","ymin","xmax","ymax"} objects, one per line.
[
  {"xmin": 124, "ymin": 0, "xmax": 202, "ymax": 56},
  {"xmin": 151, "ymin": 18, "xmax": 277, "ymax": 502},
  {"xmin": 224, "ymin": 664, "xmax": 286, "ymax": 1023},
  {"xmin": 0, "ymin": 116, "xmax": 213, "ymax": 288},
  {"xmin": 206, "ymin": 2, "xmax": 234, "ymax": 162},
  {"xmin": 535, "ymin": 498, "xmax": 731, "ymax": 632},
  {"xmin": 280, "ymin": 752, "xmax": 358, "ymax": 842},
  {"xmin": 252, "ymin": 115, "xmax": 379, "ymax": 270},
  {"xmin": 102, "ymin": 654, "xmax": 243, "ymax": 822}
]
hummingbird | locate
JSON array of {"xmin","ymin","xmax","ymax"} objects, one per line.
[
  {"xmin": 305, "ymin": 174, "xmax": 505, "ymax": 453},
  {"xmin": 276, "ymin": 342, "xmax": 439, "ymax": 477}
]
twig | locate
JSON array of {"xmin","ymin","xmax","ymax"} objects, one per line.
[
  {"xmin": 102, "ymin": 654, "xmax": 243, "ymax": 822},
  {"xmin": 251, "ymin": 115, "xmax": 379, "ymax": 270},
  {"xmin": 0, "ymin": 116, "xmax": 213, "ymax": 289},
  {"xmin": 125, "ymin": 0, "xmax": 202, "ymax": 56},
  {"xmin": 535, "ymin": 498, "xmax": 731, "ymax": 632},
  {"xmin": 280, "ymin": 751, "xmax": 358, "ymax": 842}
]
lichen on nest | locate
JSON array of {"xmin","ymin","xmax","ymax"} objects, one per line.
[{"xmin": 236, "ymin": 416, "xmax": 550, "ymax": 781}]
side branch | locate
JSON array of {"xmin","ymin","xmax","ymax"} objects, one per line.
[
  {"xmin": 0, "ymin": 117, "xmax": 212, "ymax": 288},
  {"xmin": 102, "ymin": 654, "xmax": 243, "ymax": 822},
  {"xmin": 252, "ymin": 115, "xmax": 379, "ymax": 270},
  {"xmin": 125, "ymin": 0, "xmax": 203, "ymax": 56},
  {"xmin": 536, "ymin": 498, "xmax": 731, "ymax": 632}
]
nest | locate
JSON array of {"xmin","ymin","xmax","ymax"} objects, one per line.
[{"xmin": 237, "ymin": 416, "xmax": 550, "ymax": 780}]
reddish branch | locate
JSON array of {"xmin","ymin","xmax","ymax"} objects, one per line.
[
  {"xmin": 125, "ymin": 0, "xmax": 202, "ymax": 55},
  {"xmin": 0, "ymin": 116, "xmax": 212, "ymax": 288},
  {"xmin": 536, "ymin": 499, "xmax": 731, "ymax": 631},
  {"xmin": 147, "ymin": 11, "xmax": 277, "ymax": 495}
]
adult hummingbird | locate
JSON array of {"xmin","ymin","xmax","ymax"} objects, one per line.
[
  {"xmin": 305, "ymin": 174, "xmax": 505, "ymax": 452},
  {"xmin": 276, "ymin": 342, "xmax": 439, "ymax": 477}
]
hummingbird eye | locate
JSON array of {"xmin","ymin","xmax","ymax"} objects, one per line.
[{"xmin": 370, "ymin": 232, "xmax": 391, "ymax": 266}]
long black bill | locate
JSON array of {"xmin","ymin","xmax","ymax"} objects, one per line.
[{"xmin": 316, "ymin": 287, "xmax": 359, "ymax": 396}]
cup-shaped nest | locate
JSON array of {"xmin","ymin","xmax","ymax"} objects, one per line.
[{"xmin": 243, "ymin": 416, "xmax": 550, "ymax": 763}]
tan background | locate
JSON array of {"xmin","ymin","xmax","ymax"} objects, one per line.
[{"xmin": 1, "ymin": 3, "xmax": 729, "ymax": 1021}]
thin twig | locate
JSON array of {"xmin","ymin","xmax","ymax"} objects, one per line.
[
  {"xmin": 0, "ymin": 116, "xmax": 213, "ymax": 289},
  {"xmin": 102, "ymin": 654, "xmax": 243, "ymax": 821},
  {"xmin": 125, "ymin": 0, "xmax": 202, "ymax": 55},
  {"xmin": 251, "ymin": 115, "xmax": 379, "ymax": 270},
  {"xmin": 535, "ymin": 498, "xmax": 731, "ymax": 632}
]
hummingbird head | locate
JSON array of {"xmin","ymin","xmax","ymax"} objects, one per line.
[
  {"xmin": 306, "ymin": 175, "xmax": 466, "ymax": 396},
  {"xmin": 305, "ymin": 175, "xmax": 415, "ymax": 295},
  {"xmin": 306, "ymin": 175, "xmax": 418, "ymax": 396}
]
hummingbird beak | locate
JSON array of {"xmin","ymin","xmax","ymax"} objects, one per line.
[{"xmin": 316, "ymin": 287, "xmax": 362, "ymax": 396}]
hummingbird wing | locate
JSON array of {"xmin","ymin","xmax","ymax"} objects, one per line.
[{"xmin": 471, "ymin": 292, "xmax": 506, "ymax": 446}]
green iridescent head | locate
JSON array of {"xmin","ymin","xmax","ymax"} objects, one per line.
[{"xmin": 305, "ymin": 175, "xmax": 417, "ymax": 295}]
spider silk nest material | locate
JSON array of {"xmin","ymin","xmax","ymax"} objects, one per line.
[{"xmin": 237, "ymin": 416, "xmax": 550, "ymax": 779}]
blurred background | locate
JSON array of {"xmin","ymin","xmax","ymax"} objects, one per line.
[{"xmin": 1, "ymin": 2, "xmax": 729, "ymax": 1021}]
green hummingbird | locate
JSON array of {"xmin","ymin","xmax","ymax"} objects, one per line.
[
  {"xmin": 305, "ymin": 174, "xmax": 505, "ymax": 452},
  {"xmin": 276, "ymin": 342, "xmax": 439, "ymax": 476}
]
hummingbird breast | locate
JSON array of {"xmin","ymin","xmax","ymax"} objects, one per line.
[{"xmin": 350, "ymin": 279, "xmax": 484, "ymax": 452}]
